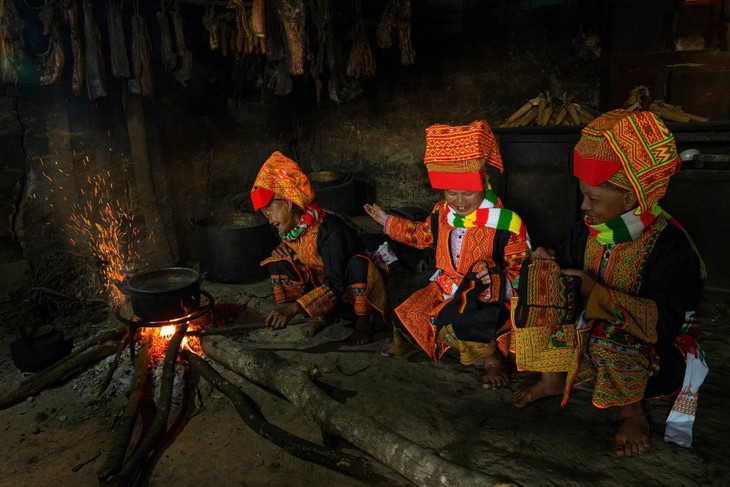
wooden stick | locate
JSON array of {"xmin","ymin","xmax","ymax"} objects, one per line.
[
  {"xmin": 97, "ymin": 329, "xmax": 131, "ymax": 398},
  {"xmin": 183, "ymin": 350, "xmax": 370, "ymax": 478},
  {"xmin": 98, "ymin": 333, "xmax": 152, "ymax": 481},
  {"xmin": 1, "ymin": 340, "xmax": 120, "ymax": 409},
  {"xmin": 201, "ymin": 335, "xmax": 505, "ymax": 487},
  {"xmin": 109, "ymin": 324, "xmax": 188, "ymax": 486}
]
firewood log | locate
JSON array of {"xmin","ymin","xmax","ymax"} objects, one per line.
[{"xmin": 201, "ymin": 335, "xmax": 505, "ymax": 487}]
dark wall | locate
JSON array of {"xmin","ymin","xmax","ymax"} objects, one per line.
[{"xmin": 1, "ymin": 0, "xmax": 728, "ymax": 287}]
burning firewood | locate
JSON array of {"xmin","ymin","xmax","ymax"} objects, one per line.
[
  {"xmin": 98, "ymin": 332, "xmax": 152, "ymax": 481},
  {"xmin": 107, "ymin": 324, "xmax": 188, "ymax": 485},
  {"xmin": 202, "ymin": 335, "xmax": 501, "ymax": 487}
]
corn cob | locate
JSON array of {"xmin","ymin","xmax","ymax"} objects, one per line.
[
  {"xmin": 504, "ymin": 95, "xmax": 542, "ymax": 125},
  {"xmin": 565, "ymin": 96, "xmax": 581, "ymax": 125}
]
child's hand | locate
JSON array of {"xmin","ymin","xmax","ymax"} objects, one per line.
[
  {"xmin": 364, "ymin": 203, "xmax": 389, "ymax": 226},
  {"xmin": 531, "ymin": 247, "xmax": 555, "ymax": 260}
]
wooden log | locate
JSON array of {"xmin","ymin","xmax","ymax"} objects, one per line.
[
  {"xmin": 201, "ymin": 336, "xmax": 505, "ymax": 487},
  {"xmin": 109, "ymin": 324, "xmax": 187, "ymax": 485},
  {"xmin": 98, "ymin": 333, "xmax": 153, "ymax": 481},
  {"xmin": 183, "ymin": 349, "xmax": 370, "ymax": 478},
  {"xmin": 97, "ymin": 329, "xmax": 131, "ymax": 398},
  {"xmin": 1, "ymin": 340, "xmax": 119, "ymax": 409}
]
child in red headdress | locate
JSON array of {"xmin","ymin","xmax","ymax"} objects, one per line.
[
  {"xmin": 365, "ymin": 120, "xmax": 531, "ymax": 388},
  {"xmin": 252, "ymin": 152, "xmax": 387, "ymax": 345},
  {"xmin": 511, "ymin": 110, "xmax": 706, "ymax": 457}
]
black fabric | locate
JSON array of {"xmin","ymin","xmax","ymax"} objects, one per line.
[
  {"xmin": 435, "ymin": 261, "xmax": 507, "ymax": 343},
  {"xmin": 315, "ymin": 214, "xmax": 366, "ymax": 296},
  {"xmin": 268, "ymin": 215, "xmax": 368, "ymax": 298},
  {"xmin": 555, "ymin": 219, "xmax": 704, "ymax": 398}
]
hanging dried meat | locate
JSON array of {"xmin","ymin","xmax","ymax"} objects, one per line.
[
  {"xmin": 107, "ymin": 0, "xmax": 130, "ymax": 78},
  {"xmin": 202, "ymin": 7, "xmax": 220, "ymax": 51},
  {"xmin": 62, "ymin": 0, "xmax": 84, "ymax": 95},
  {"xmin": 252, "ymin": 0, "xmax": 265, "ymax": 40},
  {"xmin": 394, "ymin": 0, "xmax": 414, "ymax": 65},
  {"xmin": 38, "ymin": 4, "xmax": 65, "ymax": 86},
  {"xmin": 264, "ymin": 0, "xmax": 284, "ymax": 62},
  {"xmin": 156, "ymin": 10, "xmax": 177, "ymax": 72},
  {"xmin": 346, "ymin": 17, "xmax": 376, "ymax": 80},
  {"xmin": 0, "ymin": 0, "xmax": 27, "ymax": 85},
  {"xmin": 272, "ymin": 0, "xmax": 306, "ymax": 75},
  {"xmin": 310, "ymin": 0, "xmax": 333, "ymax": 103},
  {"xmin": 376, "ymin": 1, "xmax": 394, "ymax": 49},
  {"xmin": 170, "ymin": 10, "xmax": 192, "ymax": 85},
  {"xmin": 128, "ymin": 14, "xmax": 153, "ymax": 96},
  {"xmin": 82, "ymin": 0, "xmax": 108, "ymax": 100},
  {"xmin": 226, "ymin": 0, "xmax": 253, "ymax": 56}
]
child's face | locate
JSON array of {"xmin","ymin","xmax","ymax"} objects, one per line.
[
  {"xmin": 578, "ymin": 180, "xmax": 636, "ymax": 225},
  {"xmin": 261, "ymin": 198, "xmax": 299, "ymax": 234},
  {"xmin": 444, "ymin": 190, "xmax": 483, "ymax": 216}
]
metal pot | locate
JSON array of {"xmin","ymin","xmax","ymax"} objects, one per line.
[
  {"xmin": 195, "ymin": 212, "xmax": 274, "ymax": 284},
  {"xmin": 309, "ymin": 170, "xmax": 349, "ymax": 188},
  {"xmin": 309, "ymin": 171, "xmax": 356, "ymax": 215},
  {"xmin": 118, "ymin": 267, "xmax": 202, "ymax": 322}
]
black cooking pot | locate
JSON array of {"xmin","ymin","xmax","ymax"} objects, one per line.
[
  {"xmin": 118, "ymin": 267, "xmax": 202, "ymax": 322},
  {"xmin": 309, "ymin": 171, "xmax": 356, "ymax": 215},
  {"xmin": 195, "ymin": 212, "xmax": 274, "ymax": 284}
]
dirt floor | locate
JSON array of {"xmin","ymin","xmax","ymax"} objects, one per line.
[{"xmin": 1, "ymin": 260, "xmax": 730, "ymax": 487}]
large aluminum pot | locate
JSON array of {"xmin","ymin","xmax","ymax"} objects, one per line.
[
  {"xmin": 119, "ymin": 267, "xmax": 202, "ymax": 322},
  {"xmin": 195, "ymin": 212, "xmax": 274, "ymax": 284}
]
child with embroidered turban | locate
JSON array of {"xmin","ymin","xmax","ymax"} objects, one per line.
[
  {"xmin": 251, "ymin": 151, "xmax": 388, "ymax": 345},
  {"xmin": 511, "ymin": 110, "xmax": 706, "ymax": 457},
  {"xmin": 364, "ymin": 120, "xmax": 531, "ymax": 389}
]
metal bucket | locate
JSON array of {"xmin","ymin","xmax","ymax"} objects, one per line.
[{"xmin": 195, "ymin": 212, "xmax": 274, "ymax": 284}]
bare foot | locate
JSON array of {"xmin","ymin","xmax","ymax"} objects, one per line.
[
  {"xmin": 481, "ymin": 352, "xmax": 510, "ymax": 390},
  {"xmin": 614, "ymin": 402, "xmax": 649, "ymax": 457},
  {"xmin": 512, "ymin": 372, "xmax": 565, "ymax": 408},
  {"xmin": 301, "ymin": 317, "xmax": 328, "ymax": 338},
  {"xmin": 379, "ymin": 338, "xmax": 395, "ymax": 356},
  {"xmin": 346, "ymin": 315, "xmax": 373, "ymax": 346}
]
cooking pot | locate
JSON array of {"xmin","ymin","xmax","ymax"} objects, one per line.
[
  {"xmin": 309, "ymin": 170, "xmax": 349, "ymax": 188},
  {"xmin": 117, "ymin": 267, "xmax": 202, "ymax": 322},
  {"xmin": 309, "ymin": 171, "xmax": 356, "ymax": 215},
  {"xmin": 195, "ymin": 212, "xmax": 274, "ymax": 284}
]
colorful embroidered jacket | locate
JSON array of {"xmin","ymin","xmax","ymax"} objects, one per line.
[
  {"xmin": 557, "ymin": 215, "xmax": 703, "ymax": 406},
  {"xmin": 386, "ymin": 201, "xmax": 531, "ymax": 361}
]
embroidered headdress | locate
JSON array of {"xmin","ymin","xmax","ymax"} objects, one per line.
[
  {"xmin": 573, "ymin": 109, "xmax": 681, "ymax": 212},
  {"xmin": 424, "ymin": 120, "xmax": 504, "ymax": 191},
  {"xmin": 250, "ymin": 151, "xmax": 315, "ymax": 211}
]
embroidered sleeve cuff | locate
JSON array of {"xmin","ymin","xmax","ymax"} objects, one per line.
[
  {"xmin": 296, "ymin": 285, "xmax": 338, "ymax": 318},
  {"xmin": 384, "ymin": 215, "xmax": 392, "ymax": 235},
  {"xmin": 584, "ymin": 284, "xmax": 617, "ymax": 322}
]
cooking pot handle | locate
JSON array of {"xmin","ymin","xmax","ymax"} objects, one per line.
[{"xmin": 111, "ymin": 278, "xmax": 131, "ymax": 295}]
